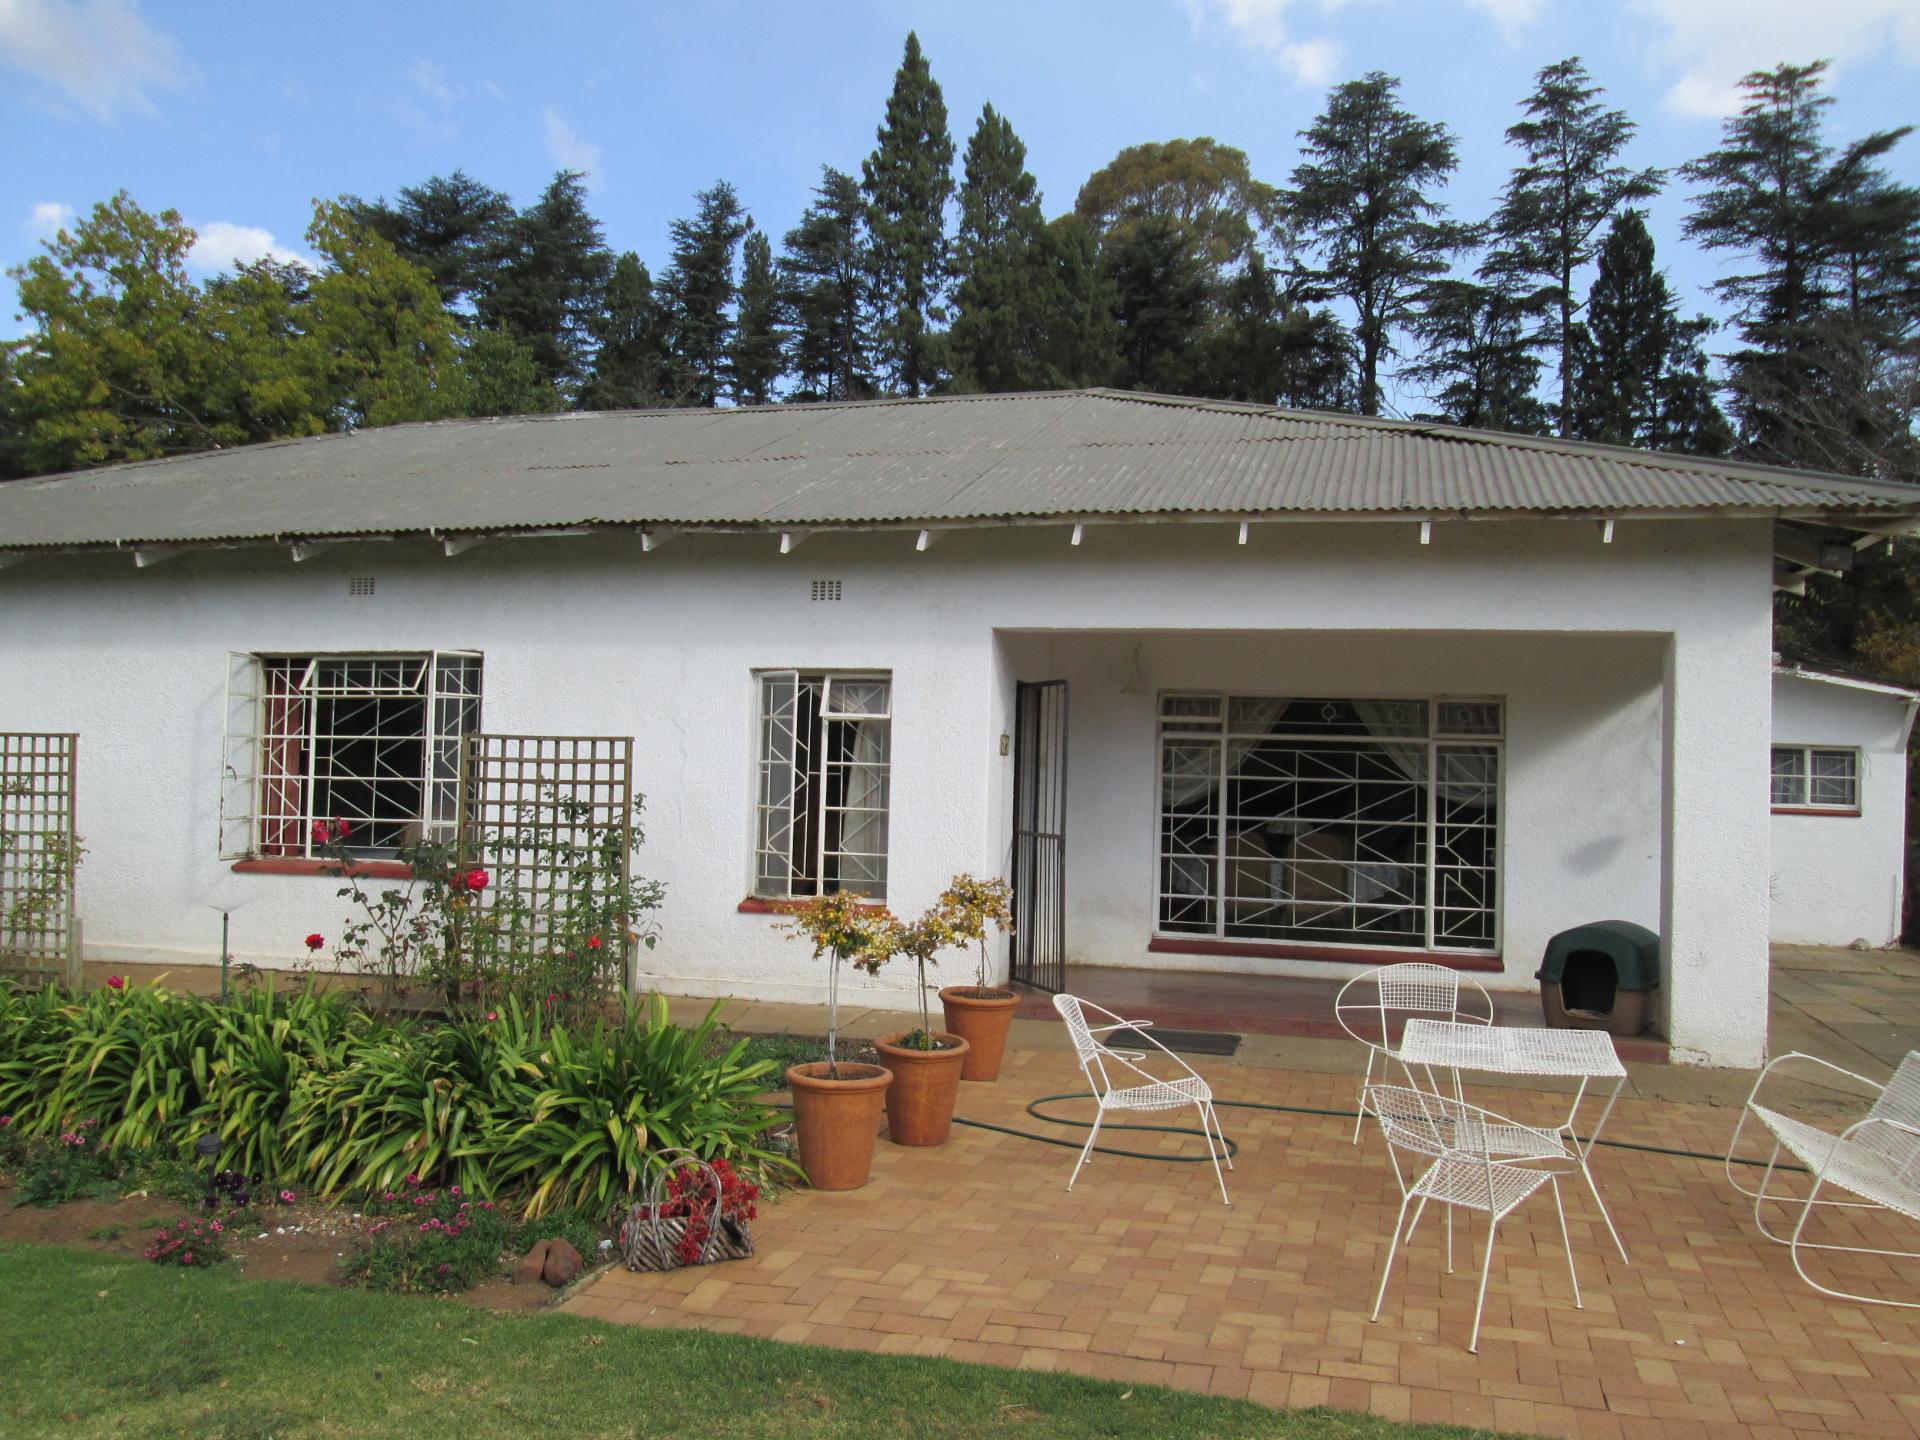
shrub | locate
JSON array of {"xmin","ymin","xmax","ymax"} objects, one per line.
[
  {"xmin": 143, "ymin": 1214, "xmax": 230, "ymax": 1268},
  {"xmin": 11, "ymin": 1126, "xmax": 127, "ymax": 1207}
]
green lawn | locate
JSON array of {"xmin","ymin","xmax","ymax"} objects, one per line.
[{"xmin": 0, "ymin": 1243, "xmax": 1529, "ymax": 1440}]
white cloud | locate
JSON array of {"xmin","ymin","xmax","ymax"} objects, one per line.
[
  {"xmin": 1466, "ymin": 0, "xmax": 1541, "ymax": 41},
  {"xmin": 1181, "ymin": 0, "xmax": 1345, "ymax": 87},
  {"xmin": 542, "ymin": 106, "xmax": 601, "ymax": 177},
  {"xmin": 186, "ymin": 221, "xmax": 312, "ymax": 275},
  {"xmin": 1629, "ymin": 0, "xmax": 1920, "ymax": 117},
  {"xmin": 0, "ymin": 0, "xmax": 184, "ymax": 122},
  {"xmin": 24, "ymin": 200, "xmax": 74, "ymax": 240},
  {"xmin": 409, "ymin": 58, "xmax": 452, "ymax": 108}
]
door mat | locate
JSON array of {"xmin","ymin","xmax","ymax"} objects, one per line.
[{"xmin": 1108, "ymin": 1027, "xmax": 1241, "ymax": 1057}]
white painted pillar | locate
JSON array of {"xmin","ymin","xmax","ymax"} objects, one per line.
[{"xmin": 1660, "ymin": 621, "xmax": 1773, "ymax": 1067}]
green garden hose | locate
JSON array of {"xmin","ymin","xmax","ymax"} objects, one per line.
[{"xmin": 950, "ymin": 1093, "xmax": 1800, "ymax": 1172}]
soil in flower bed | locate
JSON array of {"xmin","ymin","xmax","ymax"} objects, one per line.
[{"xmin": 0, "ymin": 1178, "xmax": 589, "ymax": 1312}]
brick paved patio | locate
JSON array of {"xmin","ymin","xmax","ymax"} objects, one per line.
[{"xmin": 568, "ymin": 1022, "xmax": 1920, "ymax": 1438}]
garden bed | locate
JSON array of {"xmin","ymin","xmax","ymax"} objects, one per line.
[{"xmin": 0, "ymin": 1175, "xmax": 595, "ymax": 1311}]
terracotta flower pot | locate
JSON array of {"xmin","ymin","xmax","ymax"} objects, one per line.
[
  {"xmin": 939, "ymin": 985, "xmax": 1019, "ymax": 1081},
  {"xmin": 873, "ymin": 1032, "xmax": 971, "ymax": 1146},
  {"xmin": 786, "ymin": 1062, "xmax": 893, "ymax": 1190}
]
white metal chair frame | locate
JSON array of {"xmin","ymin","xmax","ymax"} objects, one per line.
[
  {"xmin": 1365, "ymin": 1083, "xmax": 1583, "ymax": 1353},
  {"xmin": 1336, "ymin": 963, "xmax": 1494, "ymax": 1144},
  {"xmin": 1724, "ymin": 1049, "xmax": 1920, "ymax": 1309},
  {"xmin": 1052, "ymin": 994, "xmax": 1233, "ymax": 1205}
]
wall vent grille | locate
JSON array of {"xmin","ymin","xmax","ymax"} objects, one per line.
[
  {"xmin": 810, "ymin": 580, "xmax": 842, "ymax": 602},
  {"xmin": 348, "ymin": 576, "xmax": 377, "ymax": 597}
]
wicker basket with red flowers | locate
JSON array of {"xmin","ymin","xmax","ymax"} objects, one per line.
[{"xmin": 617, "ymin": 1148, "xmax": 760, "ymax": 1272}]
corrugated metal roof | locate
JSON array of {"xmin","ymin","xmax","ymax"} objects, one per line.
[{"xmin": 2, "ymin": 388, "xmax": 1916, "ymax": 554}]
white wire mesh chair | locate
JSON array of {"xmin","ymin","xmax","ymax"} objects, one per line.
[
  {"xmin": 1365, "ymin": 1083, "xmax": 1582, "ymax": 1353},
  {"xmin": 1724, "ymin": 1049, "xmax": 1920, "ymax": 1308},
  {"xmin": 1336, "ymin": 962, "xmax": 1495, "ymax": 1144},
  {"xmin": 1052, "ymin": 994, "xmax": 1232, "ymax": 1205}
]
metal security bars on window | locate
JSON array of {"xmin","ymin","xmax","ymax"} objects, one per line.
[
  {"xmin": 0, "ymin": 732, "xmax": 80, "ymax": 988},
  {"xmin": 1157, "ymin": 694, "xmax": 1502, "ymax": 952},
  {"xmin": 755, "ymin": 672, "xmax": 890, "ymax": 900},
  {"xmin": 1771, "ymin": 745, "xmax": 1860, "ymax": 810},
  {"xmin": 220, "ymin": 652, "xmax": 482, "ymax": 859}
]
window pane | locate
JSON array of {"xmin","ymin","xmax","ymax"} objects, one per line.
[
  {"xmin": 1436, "ymin": 700, "xmax": 1503, "ymax": 737},
  {"xmin": 1810, "ymin": 749, "xmax": 1858, "ymax": 808},
  {"xmin": 1160, "ymin": 694, "xmax": 1223, "ymax": 732},
  {"xmin": 756, "ymin": 671, "xmax": 890, "ymax": 900},
  {"xmin": 1770, "ymin": 747, "xmax": 1806, "ymax": 807}
]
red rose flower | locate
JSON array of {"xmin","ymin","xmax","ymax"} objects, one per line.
[
  {"xmin": 465, "ymin": 868, "xmax": 489, "ymax": 892},
  {"xmin": 304, "ymin": 933, "xmax": 325, "ymax": 952},
  {"xmin": 332, "ymin": 818, "xmax": 352, "ymax": 838},
  {"xmin": 587, "ymin": 935, "xmax": 603, "ymax": 950},
  {"xmin": 311, "ymin": 820, "xmax": 331, "ymax": 844},
  {"xmin": 106, "ymin": 975, "xmax": 125, "ymax": 990}
]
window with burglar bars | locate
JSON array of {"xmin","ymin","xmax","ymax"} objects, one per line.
[
  {"xmin": 220, "ymin": 652, "xmax": 482, "ymax": 859},
  {"xmin": 1771, "ymin": 745, "xmax": 1860, "ymax": 812},
  {"xmin": 1157, "ymin": 694, "xmax": 1501, "ymax": 952},
  {"xmin": 755, "ymin": 671, "xmax": 890, "ymax": 899}
]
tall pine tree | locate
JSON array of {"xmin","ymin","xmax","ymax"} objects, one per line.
[
  {"xmin": 1574, "ymin": 210, "xmax": 1730, "ymax": 455},
  {"xmin": 658, "ymin": 182, "xmax": 752, "ymax": 409},
  {"xmin": 346, "ymin": 170, "xmax": 515, "ymax": 310},
  {"xmin": 779, "ymin": 168, "xmax": 874, "ymax": 402},
  {"xmin": 1401, "ymin": 279, "xmax": 1547, "ymax": 432},
  {"xmin": 861, "ymin": 32, "xmax": 954, "ymax": 396},
  {"xmin": 582, "ymin": 252, "xmax": 673, "ymax": 409},
  {"xmin": 1681, "ymin": 62, "xmax": 1920, "ymax": 478},
  {"xmin": 730, "ymin": 231, "xmax": 783, "ymax": 405},
  {"xmin": 947, "ymin": 103, "xmax": 1050, "ymax": 392},
  {"xmin": 1290, "ymin": 73, "xmax": 1463, "ymax": 416},
  {"xmin": 1484, "ymin": 58, "xmax": 1663, "ymax": 436},
  {"xmin": 479, "ymin": 171, "xmax": 613, "ymax": 399}
]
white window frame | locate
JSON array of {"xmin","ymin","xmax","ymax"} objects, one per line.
[
  {"xmin": 1770, "ymin": 744, "xmax": 1861, "ymax": 814},
  {"xmin": 1154, "ymin": 692, "xmax": 1503, "ymax": 954},
  {"xmin": 753, "ymin": 670, "xmax": 891, "ymax": 900},
  {"xmin": 220, "ymin": 650, "xmax": 483, "ymax": 860}
]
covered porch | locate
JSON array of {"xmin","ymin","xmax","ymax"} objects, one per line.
[{"xmin": 991, "ymin": 625, "xmax": 1770, "ymax": 1066}]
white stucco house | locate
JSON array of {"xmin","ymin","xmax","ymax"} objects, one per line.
[
  {"xmin": 3, "ymin": 389, "xmax": 1918, "ymax": 1068},
  {"xmin": 1769, "ymin": 659, "xmax": 1917, "ymax": 947}
]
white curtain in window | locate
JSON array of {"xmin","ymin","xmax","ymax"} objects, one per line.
[{"xmin": 1162, "ymin": 697, "xmax": 1288, "ymax": 806}]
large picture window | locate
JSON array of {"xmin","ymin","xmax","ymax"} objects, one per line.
[
  {"xmin": 1157, "ymin": 694, "xmax": 1501, "ymax": 951},
  {"xmin": 221, "ymin": 652, "xmax": 483, "ymax": 859},
  {"xmin": 754, "ymin": 671, "xmax": 890, "ymax": 899}
]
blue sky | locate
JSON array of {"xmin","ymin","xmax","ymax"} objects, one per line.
[{"xmin": 3, "ymin": 0, "xmax": 1917, "ymax": 410}]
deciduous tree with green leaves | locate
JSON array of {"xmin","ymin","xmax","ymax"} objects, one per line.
[
  {"xmin": 861, "ymin": 31, "xmax": 954, "ymax": 396},
  {"xmin": 1074, "ymin": 137, "xmax": 1281, "ymax": 275},
  {"xmin": 1483, "ymin": 57, "xmax": 1663, "ymax": 436},
  {"xmin": 1289, "ymin": 73, "xmax": 1464, "ymax": 416}
]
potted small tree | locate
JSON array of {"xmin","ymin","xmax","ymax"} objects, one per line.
[
  {"xmin": 872, "ymin": 906, "xmax": 971, "ymax": 1146},
  {"xmin": 934, "ymin": 875, "xmax": 1018, "ymax": 1081},
  {"xmin": 779, "ymin": 892, "xmax": 897, "ymax": 1190}
]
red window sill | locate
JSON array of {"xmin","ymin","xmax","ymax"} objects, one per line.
[
  {"xmin": 1771, "ymin": 807, "xmax": 1861, "ymax": 818},
  {"xmin": 737, "ymin": 895, "xmax": 889, "ymax": 915},
  {"xmin": 1147, "ymin": 936, "xmax": 1503, "ymax": 972},
  {"xmin": 231, "ymin": 857, "xmax": 414, "ymax": 879}
]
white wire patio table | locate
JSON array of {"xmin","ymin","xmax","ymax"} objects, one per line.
[{"xmin": 1397, "ymin": 1018, "xmax": 1632, "ymax": 1263}]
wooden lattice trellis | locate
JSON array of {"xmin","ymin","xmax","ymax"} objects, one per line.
[
  {"xmin": 458, "ymin": 734, "xmax": 636, "ymax": 989},
  {"xmin": 1, "ymin": 733, "xmax": 80, "ymax": 988}
]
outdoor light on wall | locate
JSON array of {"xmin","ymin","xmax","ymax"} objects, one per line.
[{"xmin": 999, "ymin": 733, "xmax": 1011, "ymax": 756}]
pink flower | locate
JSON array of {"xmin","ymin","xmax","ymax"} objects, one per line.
[
  {"xmin": 485, "ymin": 1011, "xmax": 497, "ymax": 1022},
  {"xmin": 304, "ymin": 933, "xmax": 325, "ymax": 952},
  {"xmin": 279, "ymin": 1189, "xmax": 296, "ymax": 1204},
  {"xmin": 182, "ymin": 1252, "xmax": 194, "ymax": 1264},
  {"xmin": 210, "ymin": 1221, "xmax": 223, "ymax": 1233},
  {"xmin": 449, "ymin": 1185, "xmax": 461, "ymax": 1196},
  {"xmin": 106, "ymin": 975, "xmax": 125, "ymax": 990},
  {"xmin": 0, "ymin": 1115, "xmax": 12, "ymax": 1127}
]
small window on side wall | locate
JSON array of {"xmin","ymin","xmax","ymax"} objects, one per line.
[{"xmin": 1771, "ymin": 745, "xmax": 1859, "ymax": 813}]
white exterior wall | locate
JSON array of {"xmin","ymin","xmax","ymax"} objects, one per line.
[
  {"xmin": 1769, "ymin": 673, "xmax": 1915, "ymax": 946},
  {"xmin": 0, "ymin": 515, "xmax": 1775, "ymax": 1063}
]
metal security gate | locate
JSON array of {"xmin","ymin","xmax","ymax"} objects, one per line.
[{"xmin": 1008, "ymin": 681, "xmax": 1067, "ymax": 992}]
